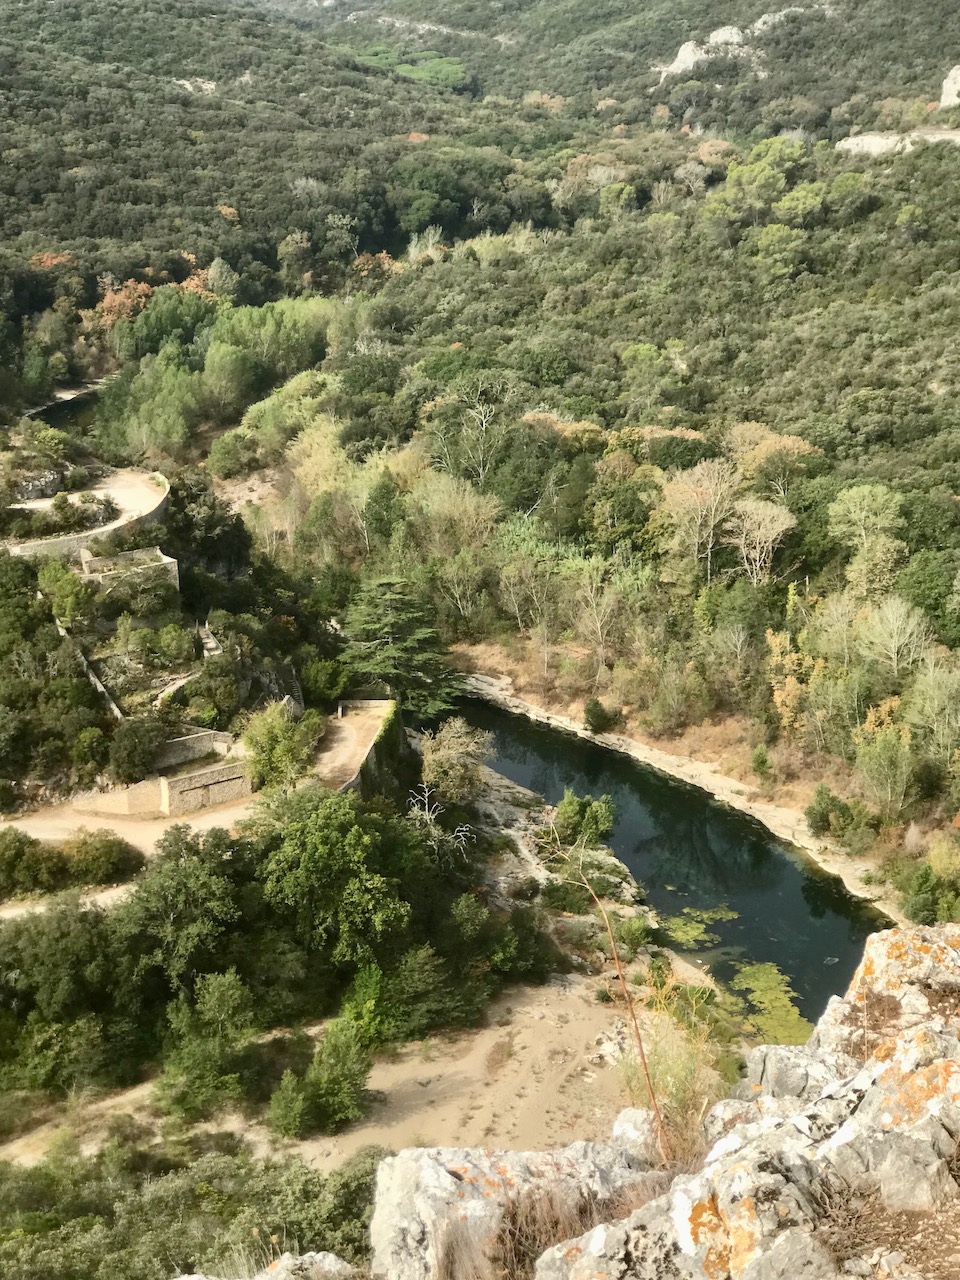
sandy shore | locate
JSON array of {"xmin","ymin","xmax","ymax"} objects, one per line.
[
  {"xmin": 466, "ymin": 673, "xmax": 909, "ymax": 929},
  {"xmin": 0, "ymin": 975, "xmax": 637, "ymax": 1169}
]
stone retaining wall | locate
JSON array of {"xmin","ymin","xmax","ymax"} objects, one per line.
[
  {"xmin": 8, "ymin": 473, "xmax": 170, "ymax": 559},
  {"xmin": 73, "ymin": 757, "xmax": 251, "ymax": 819},
  {"xmin": 73, "ymin": 777, "xmax": 165, "ymax": 818},
  {"xmin": 154, "ymin": 730, "xmax": 234, "ymax": 770},
  {"xmin": 161, "ymin": 759, "xmax": 251, "ymax": 816}
]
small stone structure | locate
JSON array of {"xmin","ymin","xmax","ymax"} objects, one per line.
[
  {"xmin": 153, "ymin": 728, "xmax": 233, "ymax": 770},
  {"xmin": 79, "ymin": 545, "xmax": 180, "ymax": 591},
  {"xmin": 73, "ymin": 756, "xmax": 251, "ymax": 819}
]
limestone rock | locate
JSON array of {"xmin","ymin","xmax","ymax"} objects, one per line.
[
  {"xmin": 531, "ymin": 925, "xmax": 960, "ymax": 1279},
  {"xmin": 736, "ymin": 1042, "xmax": 857, "ymax": 1101},
  {"xmin": 737, "ymin": 1227, "xmax": 840, "ymax": 1279},
  {"xmin": 610, "ymin": 1107, "xmax": 660, "ymax": 1164},
  {"xmin": 942, "ymin": 65, "xmax": 960, "ymax": 108},
  {"xmin": 369, "ymin": 1136, "xmax": 657, "ymax": 1280},
  {"xmin": 180, "ymin": 1253, "xmax": 355, "ymax": 1280}
]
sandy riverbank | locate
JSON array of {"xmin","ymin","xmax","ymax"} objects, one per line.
[
  {"xmin": 465, "ymin": 672, "xmax": 909, "ymax": 930},
  {"xmin": 0, "ymin": 975, "xmax": 640, "ymax": 1169}
]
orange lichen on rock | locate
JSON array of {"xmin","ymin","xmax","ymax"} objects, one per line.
[
  {"xmin": 875, "ymin": 1060, "xmax": 960, "ymax": 1127},
  {"xmin": 726, "ymin": 1195, "xmax": 761, "ymax": 1275}
]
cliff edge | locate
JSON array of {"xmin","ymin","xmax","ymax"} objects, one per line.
[{"xmin": 370, "ymin": 925, "xmax": 960, "ymax": 1280}]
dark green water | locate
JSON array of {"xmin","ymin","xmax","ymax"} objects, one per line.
[{"xmin": 463, "ymin": 700, "xmax": 890, "ymax": 1024}]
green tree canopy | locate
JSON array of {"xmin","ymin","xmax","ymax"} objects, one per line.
[{"xmin": 341, "ymin": 576, "xmax": 462, "ymax": 715}]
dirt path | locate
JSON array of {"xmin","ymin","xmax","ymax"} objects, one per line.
[
  {"xmin": 315, "ymin": 701, "xmax": 389, "ymax": 789},
  {"xmin": 6, "ymin": 469, "xmax": 170, "ymax": 558},
  {"xmin": 0, "ymin": 701, "xmax": 394, "ymax": 920},
  {"xmin": 0, "ymin": 976, "xmax": 633, "ymax": 1169}
]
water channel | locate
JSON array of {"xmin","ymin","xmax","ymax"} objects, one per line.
[{"xmin": 462, "ymin": 700, "xmax": 890, "ymax": 1028}]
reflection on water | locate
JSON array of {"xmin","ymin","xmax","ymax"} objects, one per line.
[{"xmin": 463, "ymin": 700, "xmax": 890, "ymax": 1023}]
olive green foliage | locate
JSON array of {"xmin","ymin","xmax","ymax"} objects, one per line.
[
  {"xmin": 0, "ymin": 1130, "xmax": 385, "ymax": 1279},
  {"xmin": 0, "ymin": 556, "xmax": 105, "ymax": 794},
  {"xmin": 0, "ymin": 789, "xmax": 552, "ymax": 1104},
  {"xmin": 342, "ymin": 576, "xmax": 463, "ymax": 715},
  {"xmin": 108, "ymin": 716, "xmax": 166, "ymax": 783},
  {"xmin": 899, "ymin": 832, "xmax": 960, "ymax": 924},
  {"xmin": 0, "ymin": 827, "xmax": 143, "ymax": 900},
  {"xmin": 307, "ymin": 0, "xmax": 960, "ymax": 140},
  {"xmin": 421, "ymin": 715, "xmax": 493, "ymax": 803},
  {"xmin": 583, "ymin": 697, "xmax": 618, "ymax": 733},
  {"xmin": 553, "ymin": 788, "xmax": 615, "ymax": 848},
  {"xmin": 242, "ymin": 703, "xmax": 327, "ymax": 792},
  {"xmin": 268, "ymin": 1018, "xmax": 371, "ymax": 1137},
  {"xmin": 805, "ymin": 783, "xmax": 853, "ymax": 837}
]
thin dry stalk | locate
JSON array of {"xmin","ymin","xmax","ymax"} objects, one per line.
[{"xmin": 572, "ymin": 864, "xmax": 671, "ymax": 1164}]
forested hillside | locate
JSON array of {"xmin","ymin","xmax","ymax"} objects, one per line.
[
  {"xmin": 0, "ymin": 0, "xmax": 584, "ymax": 405},
  {"xmin": 8, "ymin": 1, "xmax": 960, "ymax": 1271},
  {"xmin": 290, "ymin": 0, "xmax": 960, "ymax": 135}
]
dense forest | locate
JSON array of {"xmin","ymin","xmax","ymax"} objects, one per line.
[
  {"xmin": 5, "ymin": 0, "xmax": 960, "ymax": 1272},
  {"xmin": 295, "ymin": 0, "xmax": 960, "ymax": 135}
]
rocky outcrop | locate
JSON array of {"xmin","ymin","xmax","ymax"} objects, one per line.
[
  {"xmin": 369, "ymin": 1138, "xmax": 667, "ymax": 1280},
  {"xmin": 836, "ymin": 129, "xmax": 960, "ymax": 156},
  {"xmin": 370, "ymin": 926, "xmax": 960, "ymax": 1280},
  {"xmin": 654, "ymin": 8, "xmax": 816, "ymax": 86},
  {"xmin": 183, "ymin": 1251, "xmax": 357, "ymax": 1279},
  {"xmin": 941, "ymin": 65, "xmax": 960, "ymax": 109}
]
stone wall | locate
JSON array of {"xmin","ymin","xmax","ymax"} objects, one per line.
[
  {"xmin": 342, "ymin": 700, "xmax": 409, "ymax": 798},
  {"xmin": 154, "ymin": 729, "xmax": 233, "ymax": 770},
  {"xmin": 73, "ymin": 757, "xmax": 250, "ymax": 819},
  {"xmin": 161, "ymin": 759, "xmax": 251, "ymax": 816},
  {"xmin": 8, "ymin": 473, "xmax": 170, "ymax": 559},
  {"xmin": 73, "ymin": 777, "xmax": 165, "ymax": 818}
]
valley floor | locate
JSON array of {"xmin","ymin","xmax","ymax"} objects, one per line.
[{"xmin": 0, "ymin": 974, "xmax": 635, "ymax": 1170}]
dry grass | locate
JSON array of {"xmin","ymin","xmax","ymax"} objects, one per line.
[
  {"xmin": 618, "ymin": 993, "xmax": 725, "ymax": 1170},
  {"xmin": 435, "ymin": 1181, "xmax": 660, "ymax": 1280},
  {"xmin": 815, "ymin": 1179, "xmax": 960, "ymax": 1279}
]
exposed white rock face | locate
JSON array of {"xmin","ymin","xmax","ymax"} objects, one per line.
[
  {"xmin": 181, "ymin": 1252, "xmax": 356, "ymax": 1280},
  {"xmin": 369, "ymin": 1140, "xmax": 666, "ymax": 1280},
  {"xmin": 535, "ymin": 925, "xmax": 960, "ymax": 1280},
  {"xmin": 941, "ymin": 65, "xmax": 960, "ymax": 108},
  {"xmin": 836, "ymin": 128, "xmax": 960, "ymax": 155},
  {"xmin": 655, "ymin": 8, "xmax": 816, "ymax": 85}
]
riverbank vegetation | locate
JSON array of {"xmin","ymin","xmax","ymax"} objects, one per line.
[
  {"xmin": 29, "ymin": 125, "xmax": 960, "ymax": 920},
  {"xmin": 7, "ymin": 130, "xmax": 960, "ymax": 915},
  {"xmin": 5, "ymin": 0, "xmax": 957, "ymax": 1272}
]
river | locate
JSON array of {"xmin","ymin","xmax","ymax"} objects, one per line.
[{"xmin": 462, "ymin": 700, "xmax": 890, "ymax": 1027}]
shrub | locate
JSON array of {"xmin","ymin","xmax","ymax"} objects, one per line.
[
  {"xmin": 541, "ymin": 879, "xmax": 593, "ymax": 914},
  {"xmin": 553, "ymin": 788, "xmax": 615, "ymax": 847},
  {"xmin": 109, "ymin": 716, "xmax": 166, "ymax": 784},
  {"xmin": 804, "ymin": 783, "xmax": 853, "ymax": 837},
  {"xmin": 615, "ymin": 913, "xmax": 653, "ymax": 960},
  {"xmin": 583, "ymin": 697, "xmax": 617, "ymax": 733},
  {"xmin": 268, "ymin": 1068, "xmax": 308, "ymax": 1138},
  {"xmin": 0, "ymin": 827, "xmax": 42, "ymax": 896},
  {"xmin": 0, "ymin": 827, "xmax": 70, "ymax": 898},
  {"xmin": 302, "ymin": 1019, "xmax": 371, "ymax": 1133},
  {"xmin": 63, "ymin": 829, "xmax": 145, "ymax": 886},
  {"xmin": 750, "ymin": 744, "xmax": 772, "ymax": 782}
]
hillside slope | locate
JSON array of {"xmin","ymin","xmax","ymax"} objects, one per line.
[{"xmin": 283, "ymin": 0, "xmax": 960, "ymax": 135}]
